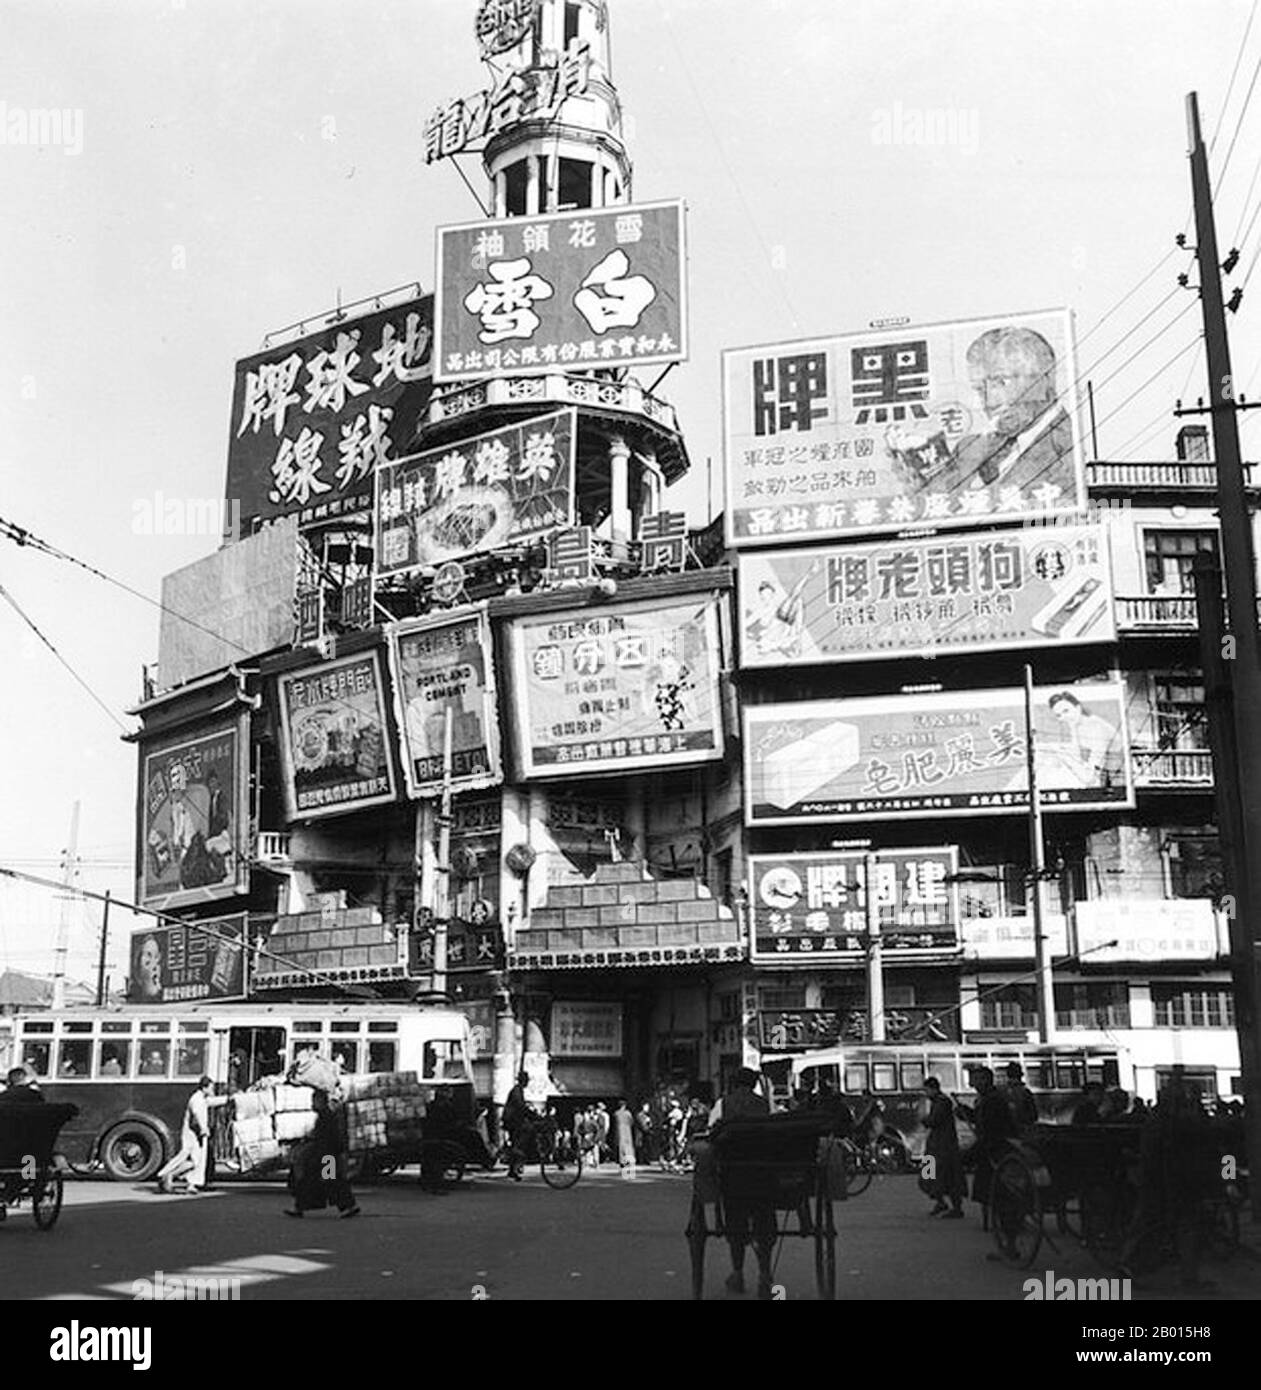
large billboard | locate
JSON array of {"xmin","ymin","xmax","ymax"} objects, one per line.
[
  {"xmin": 435, "ymin": 201, "xmax": 686, "ymax": 382},
  {"xmin": 138, "ymin": 718, "xmax": 250, "ymax": 911},
  {"xmin": 737, "ymin": 523, "xmax": 1114, "ymax": 667},
  {"xmin": 508, "ymin": 594, "xmax": 726, "ymax": 779},
  {"xmin": 276, "ymin": 651, "xmax": 399, "ymax": 821},
  {"xmin": 723, "ymin": 308, "xmax": 1085, "ymax": 546},
  {"xmin": 226, "ymin": 293, "xmax": 434, "ymax": 531},
  {"xmin": 387, "ymin": 608, "xmax": 503, "ymax": 797},
  {"xmin": 376, "ymin": 410, "xmax": 576, "ymax": 574},
  {"xmin": 749, "ymin": 849, "xmax": 959, "ymax": 964},
  {"xmin": 128, "ymin": 913, "xmax": 248, "ymax": 1005},
  {"xmin": 744, "ymin": 681, "xmax": 1132, "ymax": 825}
]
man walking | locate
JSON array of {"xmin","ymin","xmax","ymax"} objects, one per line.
[
  {"xmin": 157, "ymin": 1076, "xmax": 216, "ymax": 1194},
  {"xmin": 502, "ymin": 1070, "xmax": 532, "ymax": 1181},
  {"xmin": 284, "ymin": 1089, "xmax": 359, "ymax": 1218},
  {"xmin": 922, "ymin": 1077, "xmax": 964, "ymax": 1218}
]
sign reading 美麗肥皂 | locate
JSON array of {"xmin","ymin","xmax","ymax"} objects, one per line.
[
  {"xmin": 737, "ymin": 524, "xmax": 1114, "ymax": 668},
  {"xmin": 127, "ymin": 914, "xmax": 248, "ymax": 1005},
  {"xmin": 748, "ymin": 849, "xmax": 959, "ymax": 964},
  {"xmin": 550, "ymin": 1002, "xmax": 624, "ymax": 1058},
  {"xmin": 276, "ymin": 651, "xmax": 398, "ymax": 821},
  {"xmin": 435, "ymin": 201, "xmax": 686, "ymax": 382},
  {"xmin": 723, "ymin": 308, "xmax": 1085, "ymax": 546},
  {"xmin": 508, "ymin": 594, "xmax": 726, "ymax": 779},
  {"xmin": 744, "ymin": 682, "xmax": 1132, "ymax": 825},
  {"xmin": 226, "ymin": 294, "xmax": 434, "ymax": 532}
]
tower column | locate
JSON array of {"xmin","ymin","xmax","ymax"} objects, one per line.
[{"xmin": 608, "ymin": 434, "xmax": 631, "ymax": 544}]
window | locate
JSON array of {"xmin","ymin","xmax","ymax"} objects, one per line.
[
  {"xmin": 717, "ymin": 992, "xmax": 739, "ymax": 1022},
  {"xmin": 367, "ymin": 1041, "xmax": 397, "ymax": 1074},
  {"xmin": 96, "ymin": 1041, "xmax": 131, "ymax": 1077},
  {"xmin": 138, "ymin": 1041, "xmax": 170, "ymax": 1077},
  {"xmin": 1152, "ymin": 983, "xmax": 1236, "ymax": 1028},
  {"xmin": 21, "ymin": 1042, "xmax": 50, "ymax": 1077},
  {"xmin": 329, "ymin": 1040, "xmax": 359, "ymax": 1074},
  {"xmin": 1053, "ymin": 982, "xmax": 1130, "ymax": 1030},
  {"xmin": 1143, "ymin": 529, "xmax": 1218, "ymax": 595},
  {"xmin": 503, "ymin": 159, "xmax": 528, "ymax": 216},
  {"xmin": 139, "ymin": 1021, "xmax": 170, "ymax": 1035},
  {"xmin": 844, "ymin": 1064, "xmax": 868, "ymax": 1093},
  {"xmin": 1154, "ymin": 676, "xmax": 1208, "ymax": 751},
  {"xmin": 294, "ymin": 1021, "xmax": 323, "ymax": 1035},
  {"xmin": 872, "ymin": 1063, "xmax": 897, "ymax": 1092},
  {"xmin": 926, "ymin": 1059, "xmax": 959, "ymax": 1089},
  {"xmin": 979, "ymin": 985, "xmax": 1038, "ymax": 1031},
  {"xmin": 330, "ymin": 1021, "xmax": 360, "ymax": 1034},
  {"xmin": 57, "ymin": 1040, "xmax": 91, "ymax": 1076},
  {"xmin": 759, "ymin": 984, "xmax": 807, "ymax": 1010},
  {"xmin": 175, "ymin": 1038, "xmax": 208, "ymax": 1077},
  {"xmin": 1054, "ymin": 1059, "xmax": 1086, "ymax": 1090},
  {"xmin": 564, "ymin": 1, "xmax": 581, "ymax": 47},
  {"xmin": 1166, "ymin": 834, "xmax": 1223, "ymax": 900},
  {"xmin": 423, "ymin": 1039, "xmax": 469, "ymax": 1081},
  {"xmin": 558, "ymin": 157, "xmax": 592, "ymax": 210},
  {"xmin": 710, "ymin": 848, "xmax": 734, "ymax": 908},
  {"xmin": 367, "ymin": 1021, "xmax": 398, "ymax": 1034},
  {"xmin": 900, "ymin": 1061, "xmax": 926, "ymax": 1090}
]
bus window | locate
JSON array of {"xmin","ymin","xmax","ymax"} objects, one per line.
[
  {"xmin": 1055, "ymin": 1060, "xmax": 1085, "ymax": 1090},
  {"xmin": 294, "ymin": 1022, "xmax": 323, "ymax": 1035},
  {"xmin": 871, "ymin": 1063, "xmax": 897, "ymax": 1092},
  {"xmin": 1102, "ymin": 1058, "xmax": 1119, "ymax": 1088},
  {"xmin": 367, "ymin": 1040, "xmax": 397, "ymax": 1073},
  {"xmin": 927, "ymin": 1059, "xmax": 959, "ymax": 1090},
  {"xmin": 139, "ymin": 1021, "xmax": 170, "ymax": 1035},
  {"xmin": 329, "ymin": 1040, "xmax": 359, "ymax": 1074},
  {"xmin": 1025, "ymin": 1060, "xmax": 1051, "ymax": 1089},
  {"xmin": 138, "ymin": 1041, "xmax": 170, "ymax": 1077},
  {"xmin": 58, "ymin": 1040, "xmax": 91, "ymax": 1076},
  {"xmin": 423, "ymin": 1040, "xmax": 468, "ymax": 1081},
  {"xmin": 97, "ymin": 1041, "xmax": 131, "ymax": 1077},
  {"xmin": 330, "ymin": 1021, "xmax": 359, "ymax": 1034},
  {"xmin": 900, "ymin": 1061, "xmax": 926, "ymax": 1091},
  {"xmin": 176, "ymin": 1037, "xmax": 209, "ymax": 1077},
  {"xmin": 21, "ymin": 1041, "xmax": 50, "ymax": 1077},
  {"xmin": 367, "ymin": 1021, "xmax": 397, "ymax": 1033},
  {"xmin": 844, "ymin": 1064, "xmax": 868, "ymax": 1093},
  {"xmin": 228, "ymin": 1027, "xmax": 286, "ymax": 1086}
]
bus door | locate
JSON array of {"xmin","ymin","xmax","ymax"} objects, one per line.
[{"xmin": 228, "ymin": 1026, "xmax": 287, "ymax": 1088}]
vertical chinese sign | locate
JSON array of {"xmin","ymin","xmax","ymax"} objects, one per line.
[
  {"xmin": 276, "ymin": 651, "xmax": 399, "ymax": 821},
  {"xmin": 226, "ymin": 293, "xmax": 434, "ymax": 530},
  {"xmin": 723, "ymin": 308, "xmax": 1085, "ymax": 545},
  {"xmin": 128, "ymin": 914, "xmax": 248, "ymax": 1005},
  {"xmin": 137, "ymin": 718, "xmax": 250, "ymax": 912},
  {"xmin": 435, "ymin": 201, "xmax": 687, "ymax": 381}
]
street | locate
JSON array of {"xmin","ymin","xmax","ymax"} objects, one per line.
[{"xmin": 4, "ymin": 1168, "xmax": 1259, "ymax": 1303}]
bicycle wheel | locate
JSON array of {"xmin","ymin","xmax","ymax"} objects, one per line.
[
  {"xmin": 539, "ymin": 1131, "xmax": 582, "ymax": 1190},
  {"xmin": 990, "ymin": 1153, "xmax": 1042, "ymax": 1268},
  {"xmin": 33, "ymin": 1170, "xmax": 63, "ymax": 1231},
  {"xmin": 844, "ymin": 1142, "xmax": 872, "ymax": 1196},
  {"xmin": 813, "ymin": 1184, "xmax": 837, "ymax": 1300}
]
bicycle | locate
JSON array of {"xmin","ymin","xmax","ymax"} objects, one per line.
[{"xmin": 506, "ymin": 1114, "xmax": 583, "ymax": 1190}]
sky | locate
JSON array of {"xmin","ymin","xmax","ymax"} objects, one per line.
[{"xmin": 1, "ymin": 0, "xmax": 1259, "ymax": 983}]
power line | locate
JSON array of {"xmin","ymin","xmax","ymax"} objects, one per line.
[
  {"xmin": 1216, "ymin": 52, "xmax": 1261, "ymax": 191},
  {"xmin": 1212, "ymin": 0, "xmax": 1260, "ymax": 155}
]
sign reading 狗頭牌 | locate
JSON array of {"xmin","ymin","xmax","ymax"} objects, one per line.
[
  {"xmin": 744, "ymin": 681, "xmax": 1132, "ymax": 825},
  {"xmin": 737, "ymin": 524, "xmax": 1114, "ymax": 667},
  {"xmin": 508, "ymin": 593, "xmax": 726, "ymax": 779},
  {"xmin": 376, "ymin": 410, "xmax": 576, "ymax": 573},
  {"xmin": 749, "ymin": 849, "xmax": 959, "ymax": 963},
  {"xmin": 435, "ymin": 201, "xmax": 686, "ymax": 382},
  {"xmin": 226, "ymin": 293, "xmax": 433, "ymax": 532},
  {"xmin": 723, "ymin": 308, "xmax": 1085, "ymax": 546},
  {"xmin": 276, "ymin": 651, "xmax": 398, "ymax": 820},
  {"xmin": 128, "ymin": 914, "xmax": 248, "ymax": 1005}
]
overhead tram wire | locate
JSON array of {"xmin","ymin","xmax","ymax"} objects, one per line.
[
  {"xmin": 1110, "ymin": 338, "xmax": 1205, "ymax": 461},
  {"xmin": 1215, "ymin": 51, "xmax": 1261, "ymax": 192},
  {"xmin": 1211, "ymin": 0, "xmax": 1260, "ymax": 157}
]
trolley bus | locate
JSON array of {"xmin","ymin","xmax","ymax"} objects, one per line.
[{"xmin": 12, "ymin": 1001, "xmax": 476, "ymax": 1181}]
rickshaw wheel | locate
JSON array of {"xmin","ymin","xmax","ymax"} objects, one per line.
[
  {"xmin": 33, "ymin": 1170, "xmax": 63, "ymax": 1230},
  {"xmin": 686, "ymin": 1195, "xmax": 707, "ymax": 1300},
  {"xmin": 813, "ymin": 1184, "xmax": 837, "ymax": 1300},
  {"xmin": 538, "ymin": 1130, "xmax": 582, "ymax": 1189},
  {"xmin": 844, "ymin": 1141, "xmax": 872, "ymax": 1196},
  {"xmin": 990, "ymin": 1153, "xmax": 1042, "ymax": 1268}
]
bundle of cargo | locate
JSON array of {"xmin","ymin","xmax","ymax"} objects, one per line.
[
  {"xmin": 229, "ymin": 1082, "xmax": 318, "ymax": 1169},
  {"xmin": 342, "ymin": 1072, "xmax": 426, "ymax": 1154}
]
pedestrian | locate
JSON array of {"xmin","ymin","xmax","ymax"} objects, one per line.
[
  {"xmin": 156, "ymin": 1076, "xmax": 216, "ymax": 1194},
  {"xmin": 0, "ymin": 1065, "xmax": 43, "ymax": 1104},
  {"xmin": 595, "ymin": 1100, "xmax": 611, "ymax": 1163},
  {"xmin": 633, "ymin": 1101, "xmax": 655, "ymax": 1164},
  {"xmin": 959, "ymin": 1066, "xmax": 1015, "ymax": 1235},
  {"xmin": 705, "ymin": 1068, "xmax": 775, "ymax": 1298},
  {"xmin": 284, "ymin": 1089, "xmax": 359, "ymax": 1218},
  {"xmin": 1071, "ymin": 1081, "xmax": 1107, "ymax": 1125},
  {"xmin": 921, "ymin": 1077, "xmax": 964, "ymax": 1219},
  {"xmin": 613, "ymin": 1098, "xmax": 635, "ymax": 1168},
  {"xmin": 680, "ymin": 1098, "xmax": 708, "ymax": 1171},
  {"xmin": 502, "ymin": 1069, "xmax": 532, "ymax": 1181},
  {"xmin": 664, "ymin": 1095, "xmax": 685, "ymax": 1170},
  {"xmin": 1001, "ymin": 1062, "xmax": 1039, "ymax": 1128}
]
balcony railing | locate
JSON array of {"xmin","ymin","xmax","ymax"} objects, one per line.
[
  {"xmin": 1131, "ymin": 747, "xmax": 1215, "ymax": 787},
  {"xmin": 1116, "ymin": 595, "xmax": 1199, "ymax": 630},
  {"xmin": 1087, "ymin": 460, "xmax": 1256, "ymax": 491},
  {"xmin": 254, "ymin": 832, "xmax": 293, "ymax": 867}
]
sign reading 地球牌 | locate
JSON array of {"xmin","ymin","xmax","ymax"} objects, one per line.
[
  {"xmin": 749, "ymin": 849, "xmax": 960, "ymax": 964},
  {"xmin": 737, "ymin": 523, "xmax": 1114, "ymax": 667},
  {"xmin": 127, "ymin": 914, "xmax": 248, "ymax": 1005},
  {"xmin": 508, "ymin": 594, "xmax": 725, "ymax": 779},
  {"xmin": 435, "ymin": 201, "xmax": 686, "ymax": 382},
  {"xmin": 744, "ymin": 681, "xmax": 1132, "ymax": 825},
  {"xmin": 277, "ymin": 651, "xmax": 398, "ymax": 821},
  {"xmin": 723, "ymin": 308, "xmax": 1085, "ymax": 546},
  {"xmin": 376, "ymin": 410, "xmax": 575, "ymax": 573}
]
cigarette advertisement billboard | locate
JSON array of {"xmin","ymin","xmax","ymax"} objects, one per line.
[
  {"xmin": 738, "ymin": 523, "xmax": 1114, "ymax": 667},
  {"xmin": 387, "ymin": 608, "xmax": 503, "ymax": 798},
  {"xmin": 128, "ymin": 913, "xmax": 248, "ymax": 1005},
  {"xmin": 508, "ymin": 593, "xmax": 726, "ymax": 779},
  {"xmin": 375, "ymin": 410, "xmax": 576, "ymax": 574},
  {"xmin": 744, "ymin": 681, "xmax": 1132, "ymax": 825},
  {"xmin": 435, "ymin": 200, "xmax": 686, "ymax": 382},
  {"xmin": 138, "ymin": 718, "xmax": 250, "ymax": 911},
  {"xmin": 723, "ymin": 308, "xmax": 1085, "ymax": 547},
  {"xmin": 276, "ymin": 651, "xmax": 399, "ymax": 821}
]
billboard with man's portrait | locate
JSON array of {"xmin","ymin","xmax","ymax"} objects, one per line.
[{"xmin": 723, "ymin": 308, "xmax": 1085, "ymax": 547}]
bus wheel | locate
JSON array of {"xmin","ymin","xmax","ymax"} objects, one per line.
[{"xmin": 101, "ymin": 1122, "xmax": 165, "ymax": 1182}]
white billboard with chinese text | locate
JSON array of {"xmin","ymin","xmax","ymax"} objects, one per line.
[
  {"xmin": 1074, "ymin": 899, "xmax": 1221, "ymax": 965},
  {"xmin": 550, "ymin": 1002, "xmax": 624, "ymax": 1058}
]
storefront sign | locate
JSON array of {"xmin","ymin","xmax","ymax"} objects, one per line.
[
  {"xmin": 550, "ymin": 1002, "xmax": 624, "ymax": 1058},
  {"xmin": 509, "ymin": 593, "xmax": 725, "ymax": 779},
  {"xmin": 388, "ymin": 609, "xmax": 502, "ymax": 797},
  {"xmin": 226, "ymin": 294, "xmax": 434, "ymax": 531},
  {"xmin": 758, "ymin": 1006, "xmax": 960, "ymax": 1052},
  {"xmin": 744, "ymin": 681, "xmax": 1132, "ymax": 825},
  {"xmin": 276, "ymin": 651, "xmax": 398, "ymax": 820},
  {"xmin": 510, "ymin": 942, "xmax": 746, "ymax": 971},
  {"xmin": 376, "ymin": 410, "xmax": 575, "ymax": 573},
  {"xmin": 724, "ymin": 308, "xmax": 1084, "ymax": 546},
  {"xmin": 127, "ymin": 913, "xmax": 247, "ymax": 1004},
  {"xmin": 1074, "ymin": 899, "xmax": 1221, "ymax": 964},
  {"xmin": 749, "ymin": 849, "xmax": 959, "ymax": 963},
  {"xmin": 961, "ymin": 914, "xmax": 1070, "ymax": 958},
  {"xmin": 138, "ymin": 718, "xmax": 250, "ymax": 911},
  {"xmin": 411, "ymin": 922, "xmax": 504, "ymax": 973},
  {"xmin": 435, "ymin": 201, "xmax": 686, "ymax": 381},
  {"xmin": 475, "ymin": 0, "xmax": 536, "ymax": 57},
  {"xmin": 737, "ymin": 523, "xmax": 1114, "ymax": 667}
]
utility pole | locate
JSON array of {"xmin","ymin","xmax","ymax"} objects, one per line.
[
  {"xmin": 95, "ymin": 891, "xmax": 111, "ymax": 1007},
  {"xmin": 1025, "ymin": 666, "xmax": 1055, "ymax": 1044},
  {"xmin": 431, "ymin": 705, "xmax": 454, "ymax": 999},
  {"xmin": 1187, "ymin": 90, "xmax": 1261, "ymax": 1220},
  {"xmin": 864, "ymin": 851, "xmax": 885, "ymax": 1043},
  {"xmin": 52, "ymin": 800, "xmax": 80, "ymax": 1010}
]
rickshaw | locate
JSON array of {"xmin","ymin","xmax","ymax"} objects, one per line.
[{"xmin": 0, "ymin": 1103, "xmax": 79, "ymax": 1230}]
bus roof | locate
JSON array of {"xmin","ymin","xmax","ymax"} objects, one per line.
[{"xmin": 16, "ymin": 1000, "xmax": 467, "ymax": 1024}]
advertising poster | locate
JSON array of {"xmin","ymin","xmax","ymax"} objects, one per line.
[
  {"xmin": 226, "ymin": 293, "xmax": 434, "ymax": 531},
  {"xmin": 389, "ymin": 609, "xmax": 502, "ymax": 796},
  {"xmin": 277, "ymin": 651, "xmax": 398, "ymax": 820},
  {"xmin": 737, "ymin": 523, "xmax": 1114, "ymax": 667},
  {"xmin": 724, "ymin": 308, "xmax": 1085, "ymax": 546},
  {"xmin": 138, "ymin": 719, "xmax": 249, "ymax": 911},
  {"xmin": 550, "ymin": 1002, "xmax": 624, "ymax": 1058},
  {"xmin": 376, "ymin": 410, "xmax": 576, "ymax": 573},
  {"xmin": 128, "ymin": 914, "xmax": 248, "ymax": 1005},
  {"xmin": 744, "ymin": 681, "xmax": 1132, "ymax": 824},
  {"xmin": 509, "ymin": 594, "xmax": 725, "ymax": 779},
  {"xmin": 1074, "ymin": 900, "xmax": 1221, "ymax": 965},
  {"xmin": 749, "ymin": 849, "xmax": 959, "ymax": 963},
  {"xmin": 435, "ymin": 200, "xmax": 686, "ymax": 381}
]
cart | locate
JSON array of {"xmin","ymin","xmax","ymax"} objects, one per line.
[
  {"xmin": 0, "ymin": 1103, "xmax": 79, "ymax": 1231},
  {"xmin": 685, "ymin": 1112, "xmax": 848, "ymax": 1300}
]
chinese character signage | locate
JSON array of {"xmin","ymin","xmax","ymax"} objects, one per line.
[
  {"xmin": 475, "ymin": 0, "xmax": 536, "ymax": 57},
  {"xmin": 387, "ymin": 608, "xmax": 503, "ymax": 797},
  {"xmin": 410, "ymin": 922, "xmax": 505, "ymax": 973},
  {"xmin": 961, "ymin": 914, "xmax": 1070, "ymax": 959},
  {"xmin": 723, "ymin": 308, "xmax": 1085, "ymax": 546},
  {"xmin": 744, "ymin": 681, "xmax": 1132, "ymax": 825},
  {"xmin": 738, "ymin": 523, "xmax": 1114, "ymax": 667},
  {"xmin": 508, "ymin": 594, "xmax": 726, "ymax": 778},
  {"xmin": 435, "ymin": 201, "xmax": 686, "ymax": 381},
  {"xmin": 226, "ymin": 294, "xmax": 434, "ymax": 531},
  {"xmin": 128, "ymin": 914, "xmax": 248, "ymax": 1005},
  {"xmin": 276, "ymin": 651, "xmax": 398, "ymax": 820},
  {"xmin": 138, "ymin": 718, "xmax": 250, "ymax": 911},
  {"xmin": 749, "ymin": 849, "xmax": 959, "ymax": 963},
  {"xmin": 376, "ymin": 410, "xmax": 576, "ymax": 573},
  {"xmin": 759, "ymin": 1005, "xmax": 960, "ymax": 1051},
  {"xmin": 550, "ymin": 1002, "xmax": 624, "ymax": 1058},
  {"xmin": 1074, "ymin": 899, "xmax": 1221, "ymax": 965}
]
